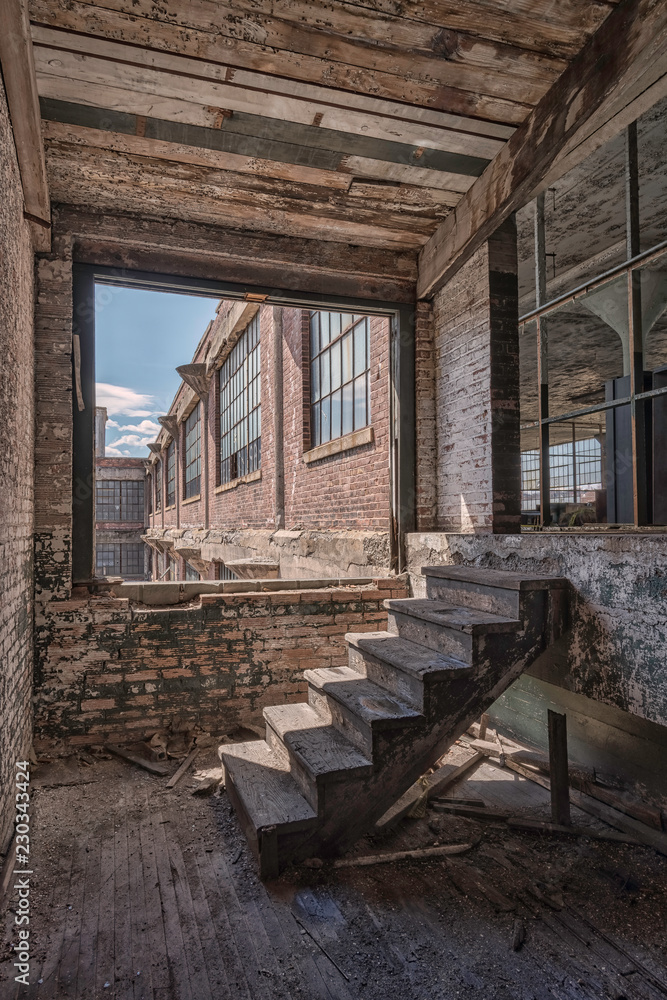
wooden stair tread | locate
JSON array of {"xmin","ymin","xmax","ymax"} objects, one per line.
[
  {"xmin": 346, "ymin": 630, "xmax": 473, "ymax": 677},
  {"xmin": 303, "ymin": 665, "xmax": 423, "ymax": 727},
  {"xmin": 385, "ymin": 599, "xmax": 520, "ymax": 633},
  {"xmin": 264, "ymin": 704, "xmax": 372, "ymax": 779},
  {"xmin": 422, "ymin": 566, "xmax": 568, "ymax": 591},
  {"xmin": 220, "ymin": 740, "xmax": 317, "ymax": 831}
]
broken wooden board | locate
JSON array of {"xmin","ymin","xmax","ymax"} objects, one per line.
[
  {"xmin": 104, "ymin": 743, "xmax": 170, "ymax": 776},
  {"xmin": 166, "ymin": 748, "xmax": 199, "ymax": 789},
  {"xmin": 332, "ymin": 843, "xmax": 474, "ymax": 868},
  {"xmin": 506, "ymin": 818, "xmax": 640, "ymax": 845},
  {"xmin": 374, "ymin": 747, "xmax": 483, "ymax": 833}
]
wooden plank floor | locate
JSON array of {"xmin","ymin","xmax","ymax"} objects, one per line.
[{"xmin": 2, "ymin": 750, "xmax": 667, "ymax": 1000}]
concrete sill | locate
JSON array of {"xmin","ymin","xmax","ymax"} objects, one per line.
[
  {"xmin": 303, "ymin": 426, "xmax": 374, "ymax": 465},
  {"xmin": 182, "ymin": 494, "xmax": 201, "ymax": 506},
  {"xmin": 164, "ymin": 504, "xmax": 176, "ymax": 512},
  {"xmin": 215, "ymin": 469, "xmax": 261, "ymax": 494}
]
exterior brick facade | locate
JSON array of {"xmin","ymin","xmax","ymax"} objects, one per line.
[
  {"xmin": 33, "ymin": 581, "xmax": 407, "ymax": 746},
  {"xmin": 0, "ymin": 77, "xmax": 35, "ymax": 851},
  {"xmin": 146, "ymin": 301, "xmax": 392, "ymax": 579}
]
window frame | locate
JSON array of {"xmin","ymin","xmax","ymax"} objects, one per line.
[
  {"xmin": 308, "ymin": 311, "xmax": 371, "ymax": 449},
  {"xmin": 155, "ymin": 459, "xmax": 162, "ymax": 513},
  {"xmin": 166, "ymin": 440, "xmax": 176, "ymax": 508},
  {"xmin": 218, "ymin": 313, "xmax": 261, "ymax": 485},
  {"xmin": 95, "ymin": 479, "xmax": 145, "ymax": 522},
  {"xmin": 184, "ymin": 402, "xmax": 202, "ymax": 499}
]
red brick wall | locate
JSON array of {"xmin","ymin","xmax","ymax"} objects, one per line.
[
  {"xmin": 0, "ymin": 78, "xmax": 36, "ymax": 849},
  {"xmin": 414, "ymin": 300, "xmax": 437, "ymax": 531},
  {"xmin": 32, "ymin": 581, "xmax": 407, "ymax": 746},
  {"xmin": 431, "ymin": 219, "xmax": 520, "ymax": 534}
]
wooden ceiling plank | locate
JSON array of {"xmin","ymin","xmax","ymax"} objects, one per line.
[
  {"xmin": 46, "ymin": 0, "xmax": 566, "ymax": 90},
  {"xmin": 417, "ymin": 0, "xmax": 667, "ymax": 299},
  {"xmin": 0, "ymin": 0, "xmax": 50, "ymax": 249},
  {"xmin": 36, "ymin": 58, "xmax": 496, "ymax": 177},
  {"xmin": 36, "ymin": 81, "xmax": 477, "ymax": 191},
  {"xmin": 28, "ymin": 0, "xmax": 534, "ymax": 122},
  {"xmin": 30, "ymin": 25, "xmax": 514, "ymax": 142},
  {"xmin": 31, "ymin": 26, "xmax": 510, "ymax": 156},
  {"xmin": 41, "ymin": 120, "xmax": 353, "ymax": 190}
]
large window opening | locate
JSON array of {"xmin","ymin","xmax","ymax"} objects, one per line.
[
  {"xmin": 309, "ymin": 312, "xmax": 370, "ymax": 447},
  {"xmin": 517, "ymin": 96, "xmax": 667, "ymax": 528},
  {"xmin": 184, "ymin": 403, "xmax": 201, "ymax": 498},
  {"xmin": 219, "ymin": 312, "xmax": 261, "ymax": 485}
]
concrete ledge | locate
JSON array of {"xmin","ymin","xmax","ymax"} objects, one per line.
[
  {"xmin": 215, "ymin": 468, "xmax": 261, "ymax": 493},
  {"xmin": 303, "ymin": 425, "xmax": 373, "ymax": 464},
  {"xmin": 181, "ymin": 494, "xmax": 201, "ymax": 506}
]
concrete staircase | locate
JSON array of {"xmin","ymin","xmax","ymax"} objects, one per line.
[{"xmin": 220, "ymin": 566, "xmax": 568, "ymax": 877}]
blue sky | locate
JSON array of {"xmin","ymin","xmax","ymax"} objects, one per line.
[{"xmin": 95, "ymin": 285, "xmax": 220, "ymax": 456}]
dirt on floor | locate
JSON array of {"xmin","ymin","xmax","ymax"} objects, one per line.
[{"xmin": 1, "ymin": 738, "xmax": 666, "ymax": 1000}]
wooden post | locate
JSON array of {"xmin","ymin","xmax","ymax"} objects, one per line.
[
  {"xmin": 548, "ymin": 710, "xmax": 571, "ymax": 826},
  {"xmin": 478, "ymin": 713, "xmax": 488, "ymax": 741}
]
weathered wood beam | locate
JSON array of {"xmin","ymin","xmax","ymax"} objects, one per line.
[
  {"xmin": 0, "ymin": 0, "xmax": 50, "ymax": 249},
  {"xmin": 28, "ymin": 0, "xmax": 534, "ymax": 122},
  {"xmin": 38, "ymin": 94, "xmax": 489, "ymax": 178},
  {"xmin": 54, "ymin": 206, "xmax": 418, "ymax": 303},
  {"xmin": 417, "ymin": 0, "xmax": 667, "ymax": 300},
  {"xmin": 45, "ymin": 144, "xmax": 440, "ymax": 249},
  {"xmin": 30, "ymin": 24, "xmax": 513, "ymax": 154}
]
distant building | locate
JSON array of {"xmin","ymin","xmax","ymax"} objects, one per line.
[
  {"xmin": 144, "ymin": 303, "xmax": 392, "ymax": 581},
  {"xmin": 94, "ymin": 407, "xmax": 150, "ymax": 580}
]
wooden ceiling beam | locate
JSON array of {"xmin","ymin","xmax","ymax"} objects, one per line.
[
  {"xmin": 31, "ymin": 29, "xmax": 510, "ymax": 157},
  {"xmin": 55, "ymin": 206, "xmax": 418, "ymax": 302},
  {"xmin": 0, "ymin": 0, "xmax": 50, "ymax": 250},
  {"xmin": 28, "ymin": 0, "xmax": 534, "ymax": 122},
  {"xmin": 417, "ymin": 0, "xmax": 667, "ymax": 300}
]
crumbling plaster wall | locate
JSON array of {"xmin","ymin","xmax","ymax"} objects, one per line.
[
  {"xmin": 0, "ymin": 77, "xmax": 35, "ymax": 850},
  {"xmin": 407, "ymin": 532, "xmax": 667, "ymax": 728}
]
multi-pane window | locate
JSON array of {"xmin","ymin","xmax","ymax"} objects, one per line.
[
  {"xmin": 309, "ymin": 312, "xmax": 370, "ymax": 448},
  {"xmin": 184, "ymin": 404, "xmax": 201, "ymax": 499},
  {"xmin": 147, "ymin": 475, "xmax": 152, "ymax": 516},
  {"xmin": 166, "ymin": 440, "xmax": 176, "ymax": 507},
  {"xmin": 185, "ymin": 563, "xmax": 200, "ymax": 581},
  {"xmin": 219, "ymin": 314, "xmax": 261, "ymax": 484},
  {"xmin": 95, "ymin": 480, "xmax": 144, "ymax": 522},
  {"xmin": 155, "ymin": 461, "xmax": 162, "ymax": 512},
  {"xmin": 518, "ymin": 97, "xmax": 667, "ymax": 527},
  {"xmin": 215, "ymin": 562, "xmax": 238, "ymax": 581},
  {"xmin": 95, "ymin": 542, "xmax": 146, "ymax": 579}
]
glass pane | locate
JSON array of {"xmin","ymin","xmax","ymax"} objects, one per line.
[
  {"xmin": 320, "ymin": 311, "xmax": 330, "ymax": 350},
  {"xmin": 548, "ymin": 415, "xmax": 607, "ymax": 525},
  {"xmin": 640, "ymin": 249, "xmax": 667, "ymax": 372},
  {"xmin": 520, "ymin": 424, "xmax": 541, "ymax": 523},
  {"xmin": 342, "ymin": 381, "xmax": 353, "ymax": 436},
  {"xmin": 519, "ymin": 318, "xmax": 539, "ymax": 426},
  {"xmin": 638, "ymin": 95, "xmax": 667, "ymax": 253},
  {"xmin": 329, "ymin": 312, "xmax": 340, "ymax": 340},
  {"xmin": 320, "ymin": 395, "xmax": 331, "ymax": 444},
  {"xmin": 341, "ymin": 313, "xmax": 354, "ymax": 332},
  {"xmin": 311, "ymin": 357, "xmax": 320, "ymax": 401},
  {"xmin": 310, "ymin": 312, "xmax": 319, "ymax": 358},
  {"xmin": 354, "ymin": 320, "xmax": 366, "ymax": 376},
  {"xmin": 342, "ymin": 332, "xmax": 353, "ymax": 384},
  {"xmin": 331, "ymin": 340, "xmax": 342, "ymax": 391},
  {"xmin": 354, "ymin": 374, "xmax": 367, "ymax": 429},
  {"xmin": 547, "ymin": 275, "xmax": 627, "ymax": 419},
  {"xmin": 330, "ymin": 388, "xmax": 342, "ymax": 440},
  {"xmin": 321, "ymin": 351, "xmax": 331, "ymax": 397}
]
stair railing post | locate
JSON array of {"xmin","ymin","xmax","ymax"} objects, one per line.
[{"xmin": 548, "ymin": 710, "xmax": 571, "ymax": 826}]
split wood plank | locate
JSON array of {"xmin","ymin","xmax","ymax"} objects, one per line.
[
  {"xmin": 136, "ymin": 796, "xmax": 170, "ymax": 993},
  {"xmin": 417, "ymin": 0, "xmax": 667, "ymax": 298},
  {"xmin": 374, "ymin": 749, "xmax": 484, "ymax": 832},
  {"xmin": 166, "ymin": 748, "xmax": 199, "ymax": 789},
  {"xmin": 104, "ymin": 743, "xmax": 170, "ymax": 776},
  {"xmin": 506, "ymin": 818, "xmax": 639, "ymax": 844},
  {"xmin": 74, "ymin": 819, "xmax": 102, "ymax": 997},
  {"xmin": 0, "ymin": 0, "xmax": 50, "ymax": 248},
  {"xmin": 333, "ymin": 842, "xmax": 474, "ymax": 867},
  {"xmin": 150, "ymin": 810, "xmax": 195, "ymax": 1000},
  {"xmin": 430, "ymin": 803, "xmax": 510, "ymax": 820},
  {"xmin": 28, "ymin": 0, "xmax": 533, "ymax": 122}
]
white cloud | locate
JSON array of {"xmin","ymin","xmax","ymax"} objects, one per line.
[
  {"xmin": 104, "ymin": 444, "xmax": 131, "ymax": 457},
  {"xmin": 96, "ymin": 383, "xmax": 156, "ymax": 417},
  {"xmin": 114, "ymin": 418, "xmax": 161, "ymax": 436},
  {"xmin": 111, "ymin": 432, "xmax": 156, "ymax": 449},
  {"xmin": 106, "ymin": 418, "xmax": 120, "ymax": 429}
]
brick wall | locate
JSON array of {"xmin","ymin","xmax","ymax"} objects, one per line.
[
  {"xmin": 431, "ymin": 218, "xmax": 520, "ymax": 533},
  {"xmin": 414, "ymin": 300, "xmax": 437, "ymax": 531},
  {"xmin": 32, "ymin": 581, "xmax": 407, "ymax": 746},
  {"xmin": 0, "ymin": 78, "xmax": 35, "ymax": 850}
]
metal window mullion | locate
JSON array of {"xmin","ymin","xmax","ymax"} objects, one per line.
[
  {"xmin": 626, "ymin": 122, "xmax": 648, "ymax": 526},
  {"xmin": 535, "ymin": 193, "xmax": 551, "ymax": 528}
]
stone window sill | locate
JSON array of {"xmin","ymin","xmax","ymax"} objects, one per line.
[
  {"xmin": 164, "ymin": 504, "xmax": 176, "ymax": 512},
  {"xmin": 182, "ymin": 494, "xmax": 201, "ymax": 506},
  {"xmin": 215, "ymin": 468, "xmax": 262, "ymax": 494},
  {"xmin": 303, "ymin": 426, "xmax": 374, "ymax": 465}
]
